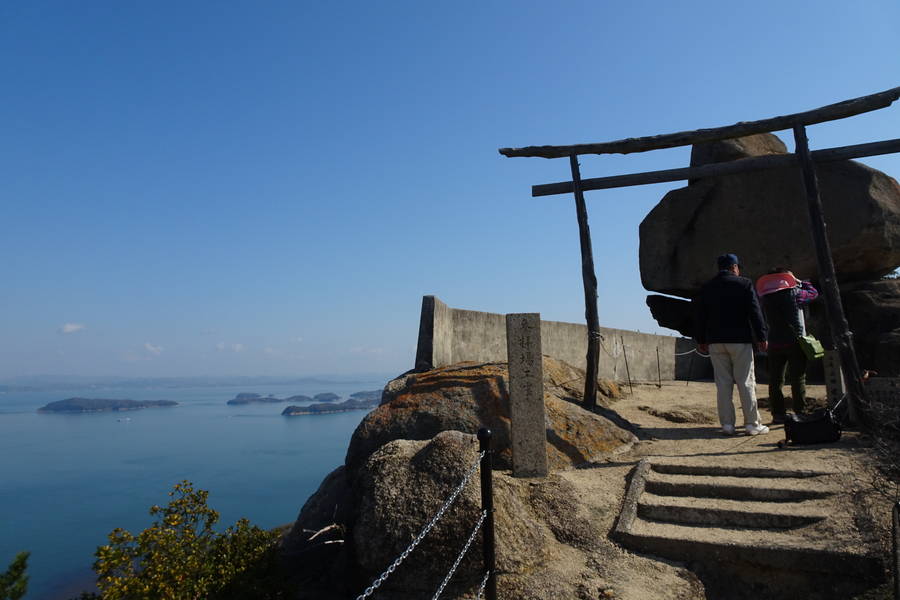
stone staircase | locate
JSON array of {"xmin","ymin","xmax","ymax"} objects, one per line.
[{"xmin": 614, "ymin": 459, "xmax": 885, "ymax": 598}]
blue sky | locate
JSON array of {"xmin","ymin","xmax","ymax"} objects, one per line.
[{"xmin": 2, "ymin": 1, "xmax": 899, "ymax": 378}]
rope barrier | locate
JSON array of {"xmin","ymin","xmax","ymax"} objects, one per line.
[{"xmin": 355, "ymin": 450, "xmax": 486, "ymax": 600}]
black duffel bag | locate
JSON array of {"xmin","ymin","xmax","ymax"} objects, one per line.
[{"xmin": 782, "ymin": 395, "xmax": 846, "ymax": 446}]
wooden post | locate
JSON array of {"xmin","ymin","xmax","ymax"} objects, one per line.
[
  {"xmin": 656, "ymin": 346, "xmax": 662, "ymax": 389},
  {"xmin": 792, "ymin": 125, "xmax": 865, "ymax": 424},
  {"xmin": 569, "ymin": 154, "xmax": 601, "ymax": 410},
  {"xmin": 620, "ymin": 335, "xmax": 633, "ymax": 395}
]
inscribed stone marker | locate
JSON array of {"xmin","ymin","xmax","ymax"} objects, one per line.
[{"xmin": 506, "ymin": 313, "xmax": 548, "ymax": 478}]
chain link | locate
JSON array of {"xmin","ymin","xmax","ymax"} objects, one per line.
[
  {"xmin": 475, "ymin": 568, "xmax": 491, "ymax": 599},
  {"xmin": 599, "ymin": 335, "xmax": 620, "ymax": 359},
  {"xmin": 430, "ymin": 509, "xmax": 487, "ymax": 600},
  {"xmin": 355, "ymin": 450, "xmax": 486, "ymax": 600}
]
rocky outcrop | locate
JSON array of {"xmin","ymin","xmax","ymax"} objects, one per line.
[
  {"xmin": 346, "ymin": 357, "xmax": 632, "ymax": 473},
  {"xmin": 280, "ymin": 358, "xmax": 641, "ymax": 598},
  {"xmin": 640, "ymin": 133, "xmax": 900, "ymax": 298},
  {"xmin": 284, "ymin": 431, "xmax": 633, "ymax": 599}
]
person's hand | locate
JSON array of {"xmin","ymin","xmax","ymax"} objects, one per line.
[
  {"xmin": 757, "ymin": 341, "xmax": 768, "ymax": 352},
  {"xmin": 698, "ymin": 343, "xmax": 709, "ymax": 354}
]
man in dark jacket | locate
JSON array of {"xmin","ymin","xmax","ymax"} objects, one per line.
[
  {"xmin": 694, "ymin": 253, "xmax": 769, "ymax": 436},
  {"xmin": 756, "ymin": 268, "xmax": 819, "ymax": 423}
]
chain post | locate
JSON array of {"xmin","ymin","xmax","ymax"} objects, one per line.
[
  {"xmin": 477, "ymin": 427, "xmax": 497, "ymax": 600},
  {"xmin": 893, "ymin": 501, "xmax": 899, "ymax": 600}
]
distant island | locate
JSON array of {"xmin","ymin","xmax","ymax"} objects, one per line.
[
  {"xmin": 38, "ymin": 398, "xmax": 178, "ymax": 413},
  {"xmin": 226, "ymin": 393, "xmax": 338, "ymax": 405},
  {"xmin": 282, "ymin": 396, "xmax": 379, "ymax": 416},
  {"xmin": 349, "ymin": 390, "xmax": 381, "ymax": 402},
  {"xmin": 227, "ymin": 393, "xmax": 315, "ymax": 405}
]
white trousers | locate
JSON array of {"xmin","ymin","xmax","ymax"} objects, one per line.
[{"xmin": 708, "ymin": 343, "xmax": 761, "ymax": 428}]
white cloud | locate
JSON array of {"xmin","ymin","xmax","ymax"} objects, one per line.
[
  {"xmin": 216, "ymin": 342, "xmax": 226, "ymax": 351},
  {"xmin": 144, "ymin": 343, "xmax": 163, "ymax": 356},
  {"xmin": 294, "ymin": 336, "xmax": 304, "ymax": 343},
  {"xmin": 232, "ymin": 343, "xmax": 244, "ymax": 353},
  {"xmin": 59, "ymin": 323, "xmax": 85, "ymax": 334}
]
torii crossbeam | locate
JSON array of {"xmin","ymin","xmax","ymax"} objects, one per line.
[{"xmin": 500, "ymin": 85, "xmax": 900, "ymax": 420}]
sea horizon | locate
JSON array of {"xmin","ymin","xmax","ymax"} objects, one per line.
[{"xmin": 0, "ymin": 375, "xmax": 392, "ymax": 599}]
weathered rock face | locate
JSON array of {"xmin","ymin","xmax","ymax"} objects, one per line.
[
  {"xmin": 689, "ymin": 132, "xmax": 788, "ymax": 168},
  {"xmin": 842, "ymin": 279, "xmax": 900, "ymax": 376},
  {"xmin": 345, "ymin": 357, "xmax": 632, "ymax": 473},
  {"xmin": 640, "ymin": 133, "xmax": 900, "ymax": 298},
  {"xmin": 646, "ymin": 295, "xmax": 694, "ymax": 338},
  {"xmin": 280, "ymin": 358, "xmax": 640, "ymax": 598},
  {"xmin": 284, "ymin": 431, "xmax": 621, "ymax": 599}
]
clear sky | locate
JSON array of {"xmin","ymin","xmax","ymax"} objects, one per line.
[{"xmin": 2, "ymin": 1, "xmax": 899, "ymax": 378}]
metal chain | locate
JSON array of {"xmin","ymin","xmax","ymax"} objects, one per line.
[
  {"xmin": 430, "ymin": 509, "xmax": 487, "ymax": 600},
  {"xmin": 674, "ymin": 347, "xmax": 699, "ymax": 356},
  {"xmin": 599, "ymin": 336, "xmax": 619, "ymax": 358},
  {"xmin": 355, "ymin": 450, "xmax": 486, "ymax": 600},
  {"xmin": 475, "ymin": 569, "xmax": 491, "ymax": 599}
]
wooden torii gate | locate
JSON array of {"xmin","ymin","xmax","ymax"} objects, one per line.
[{"xmin": 499, "ymin": 86, "xmax": 900, "ymax": 422}]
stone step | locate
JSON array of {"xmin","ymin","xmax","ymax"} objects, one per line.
[
  {"xmin": 649, "ymin": 462, "xmax": 834, "ymax": 479},
  {"xmin": 637, "ymin": 493, "xmax": 827, "ymax": 529},
  {"xmin": 619, "ymin": 516, "xmax": 882, "ymax": 578},
  {"xmin": 644, "ymin": 471, "xmax": 837, "ymax": 502}
]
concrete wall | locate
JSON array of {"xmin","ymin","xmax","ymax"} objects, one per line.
[{"xmin": 415, "ymin": 295, "xmax": 705, "ymax": 382}]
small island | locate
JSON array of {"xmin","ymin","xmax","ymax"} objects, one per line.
[
  {"xmin": 312, "ymin": 392, "xmax": 340, "ymax": 403},
  {"xmin": 38, "ymin": 398, "xmax": 178, "ymax": 413},
  {"xmin": 281, "ymin": 397, "xmax": 378, "ymax": 416},
  {"xmin": 228, "ymin": 393, "xmax": 287, "ymax": 405},
  {"xmin": 226, "ymin": 393, "xmax": 318, "ymax": 405},
  {"xmin": 349, "ymin": 390, "xmax": 381, "ymax": 402}
]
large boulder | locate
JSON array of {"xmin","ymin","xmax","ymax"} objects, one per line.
[
  {"xmin": 640, "ymin": 133, "xmax": 900, "ymax": 298},
  {"xmin": 284, "ymin": 431, "xmax": 635, "ymax": 599},
  {"xmin": 345, "ymin": 357, "xmax": 634, "ymax": 473}
]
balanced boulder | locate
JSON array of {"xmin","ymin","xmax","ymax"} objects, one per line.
[{"xmin": 640, "ymin": 133, "xmax": 900, "ymax": 298}]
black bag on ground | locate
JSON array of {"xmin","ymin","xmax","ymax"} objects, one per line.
[{"xmin": 783, "ymin": 396, "xmax": 846, "ymax": 445}]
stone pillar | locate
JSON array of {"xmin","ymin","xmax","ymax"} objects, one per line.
[
  {"xmin": 823, "ymin": 350, "xmax": 846, "ymax": 405},
  {"xmin": 506, "ymin": 313, "xmax": 548, "ymax": 478}
]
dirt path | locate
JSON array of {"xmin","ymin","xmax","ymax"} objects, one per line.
[{"xmin": 550, "ymin": 380, "xmax": 893, "ymax": 600}]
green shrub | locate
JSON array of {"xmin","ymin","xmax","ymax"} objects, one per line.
[
  {"xmin": 0, "ymin": 552, "xmax": 29, "ymax": 600},
  {"xmin": 91, "ymin": 481, "xmax": 282, "ymax": 600}
]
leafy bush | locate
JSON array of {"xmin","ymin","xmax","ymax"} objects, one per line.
[
  {"xmin": 0, "ymin": 552, "xmax": 28, "ymax": 600},
  {"xmin": 90, "ymin": 481, "xmax": 282, "ymax": 600}
]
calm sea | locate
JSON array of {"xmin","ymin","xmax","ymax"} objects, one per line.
[{"xmin": 0, "ymin": 379, "xmax": 387, "ymax": 599}]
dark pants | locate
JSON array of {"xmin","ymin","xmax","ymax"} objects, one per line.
[{"xmin": 768, "ymin": 343, "xmax": 808, "ymax": 415}]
